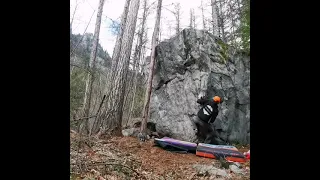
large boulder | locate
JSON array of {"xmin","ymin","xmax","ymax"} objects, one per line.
[{"xmin": 148, "ymin": 28, "xmax": 250, "ymax": 144}]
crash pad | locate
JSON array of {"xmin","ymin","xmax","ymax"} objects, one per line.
[
  {"xmin": 197, "ymin": 143, "xmax": 239, "ymax": 151},
  {"xmin": 154, "ymin": 137, "xmax": 197, "ymax": 153},
  {"xmin": 196, "ymin": 143, "xmax": 246, "ymax": 162},
  {"xmin": 244, "ymin": 150, "xmax": 250, "ymax": 159}
]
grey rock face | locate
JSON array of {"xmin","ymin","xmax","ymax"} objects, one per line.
[{"xmin": 148, "ymin": 28, "xmax": 250, "ymax": 144}]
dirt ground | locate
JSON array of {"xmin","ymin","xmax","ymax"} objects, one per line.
[{"xmin": 70, "ymin": 134, "xmax": 250, "ymax": 180}]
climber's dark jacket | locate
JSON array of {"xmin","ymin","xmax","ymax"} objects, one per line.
[{"xmin": 196, "ymin": 96, "xmax": 219, "ymax": 124}]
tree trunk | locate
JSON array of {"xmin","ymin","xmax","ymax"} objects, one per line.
[
  {"xmin": 105, "ymin": 0, "xmax": 131, "ymax": 102},
  {"xmin": 189, "ymin": 8, "xmax": 193, "ymax": 28},
  {"xmin": 111, "ymin": 0, "xmax": 141, "ymax": 135},
  {"xmin": 228, "ymin": 2, "xmax": 236, "ymax": 47},
  {"xmin": 100, "ymin": 0, "xmax": 131, "ymax": 131},
  {"xmin": 211, "ymin": 0, "xmax": 219, "ymax": 37},
  {"xmin": 200, "ymin": 0, "xmax": 206, "ymax": 30},
  {"xmin": 83, "ymin": 0, "xmax": 105, "ymax": 135},
  {"xmin": 140, "ymin": 0, "xmax": 162, "ymax": 135},
  {"xmin": 189, "ymin": 8, "xmax": 196, "ymax": 29},
  {"xmin": 193, "ymin": 9, "xmax": 196, "ymax": 29},
  {"xmin": 111, "ymin": 0, "xmax": 132, "ymax": 71},
  {"xmin": 174, "ymin": 3, "xmax": 181, "ymax": 36},
  {"xmin": 127, "ymin": 0, "xmax": 148, "ymax": 124},
  {"xmin": 218, "ymin": 0, "xmax": 226, "ymax": 41}
]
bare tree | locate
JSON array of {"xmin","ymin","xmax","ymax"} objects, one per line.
[
  {"xmin": 140, "ymin": 0, "xmax": 163, "ymax": 138},
  {"xmin": 228, "ymin": 1, "xmax": 237, "ymax": 46},
  {"xmin": 165, "ymin": 19, "xmax": 173, "ymax": 37},
  {"xmin": 173, "ymin": 3, "xmax": 181, "ymax": 36},
  {"xmin": 200, "ymin": 0, "xmax": 206, "ymax": 30},
  {"xmin": 70, "ymin": 0, "xmax": 79, "ymax": 36},
  {"xmin": 189, "ymin": 8, "xmax": 195, "ymax": 29},
  {"xmin": 127, "ymin": 0, "xmax": 149, "ymax": 123},
  {"xmin": 82, "ymin": 0, "xmax": 105, "ymax": 134},
  {"xmin": 109, "ymin": 0, "xmax": 141, "ymax": 135},
  {"xmin": 217, "ymin": 0, "xmax": 226, "ymax": 41},
  {"xmin": 211, "ymin": 0, "xmax": 219, "ymax": 37},
  {"xmin": 189, "ymin": 9, "xmax": 192, "ymax": 28},
  {"xmin": 70, "ymin": 0, "xmax": 80, "ymax": 74},
  {"xmin": 98, "ymin": 0, "xmax": 131, "ymax": 132},
  {"xmin": 111, "ymin": 0, "xmax": 132, "ymax": 70},
  {"xmin": 162, "ymin": 3, "xmax": 181, "ymax": 37}
]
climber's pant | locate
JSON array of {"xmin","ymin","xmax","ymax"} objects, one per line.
[{"xmin": 193, "ymin": 116, "xmax": 217, "ymax": 143}]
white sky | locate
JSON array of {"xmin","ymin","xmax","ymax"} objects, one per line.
[{"xmin": 70, "ymin": 0, "xmax": 214, "ymax": 55}]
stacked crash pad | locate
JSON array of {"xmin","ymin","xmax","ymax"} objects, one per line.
[
  {"xmin": 154, "ymin": 137, "xmax": 247, "ymax": 162},
  {"xmin": 154, "ymin": 137, "xmax": 197, "ymax": 153},
  {"xmin": 196, "ymin": 143, "xmax": 246, "ymax": 162}
]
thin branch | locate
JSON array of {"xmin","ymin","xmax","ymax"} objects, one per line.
[{"xmin": 70, "ymin": 0, "xmax": 79, "ymax": 28}]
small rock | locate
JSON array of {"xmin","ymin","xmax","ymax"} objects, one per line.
[
  {"xmin": 193, "ymin": 164, "xmax": 228, "ymax": 177},
  {"xmin": 233, "ymin": 162, "xmax": 242, "ymax": 168},
  {"xmin": 122, "ymin": 128, "xmax": 139, "ymax": 137},
  {"xmin": 229, "ymin": 164, "xmax": 245, "ymax": 175}
]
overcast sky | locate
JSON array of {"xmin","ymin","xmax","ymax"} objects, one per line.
[{"xmin": 70, "ymin": 0, "xmax": 213, "ymax": 55}]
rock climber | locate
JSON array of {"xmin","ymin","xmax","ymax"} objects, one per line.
[{"xmin": 194, "ymin": 95, "xmax": 225, "ymax": 144}]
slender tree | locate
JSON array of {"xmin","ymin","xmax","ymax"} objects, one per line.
[
  {"xmin": 82, "ymin": 0, "xmax": 105, "ymax": 134},
  {"xmin": 110, "ymin": 0, "xmax": 141, "ymax": 135},
  {"xmin": 140, "ymin": 0, "xmax": 163, "ymax": 138},
  {"xmin": 211, "ymin": 0, "xmax": 219, "ymax": 37}
]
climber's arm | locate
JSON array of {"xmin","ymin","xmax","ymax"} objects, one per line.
[{"xmin": 197, "ymin": 96, "xmax": 209, "ymax": 105}]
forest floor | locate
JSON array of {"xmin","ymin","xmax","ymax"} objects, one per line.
[{"xmin": 70, "ymin": 132, "xmax": 250, "ymax": 180}]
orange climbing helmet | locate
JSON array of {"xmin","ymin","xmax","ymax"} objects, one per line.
[{"xmin": 213, "ymin": 96, "xmax": 221, "ymax": 103}]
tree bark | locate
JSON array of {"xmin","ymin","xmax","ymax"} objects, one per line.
[
  {"xmin": 83, "ymin": 0, "xmax": 105, "ymax": 134},
  {"xmin": 174, "ymin": 3, "xmax": 181, "ymax": 36},
  {"xmin": 127, "ymin": 0, "xmax": 148, "ymax": 124},
  {"xmin": 100, "ymin": 0, "xmax": 131, "ymax": 132},
  {"xmin": 189, "ymin": 8, "xmax": 193, "ymax": 28},
  {"xmin": 111, "ymin": 0, "xmax": 141, "ymax": 135},
  {"xmin": 218, "ymin": 0, "xmax": 226, "ymax": 41},
  {"xmin": 111, "ymin": 0, "xmax": 132, "ymax": 71},
  {"xmin": 140, "ymin": 0, "xmax": 162, "ymax": 135},
  {"xmin": 211, "ymin": 0, "xmax": 219, "ymax": 37},
  {"xmin": 200, "ymin": 0, "xmax": 206, "ymax": 30}
]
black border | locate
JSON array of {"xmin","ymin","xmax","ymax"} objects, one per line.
[
  {"xmin": 4, "ymin": 1, "xmax": 70, "ymax": 178},
  {"xmin": 252, "ymin": 0, "xmax": 318, "ymax": 179},
  {"xmin": 4, "ymin": 0, "xmax": 318, "ymax": 179}
]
